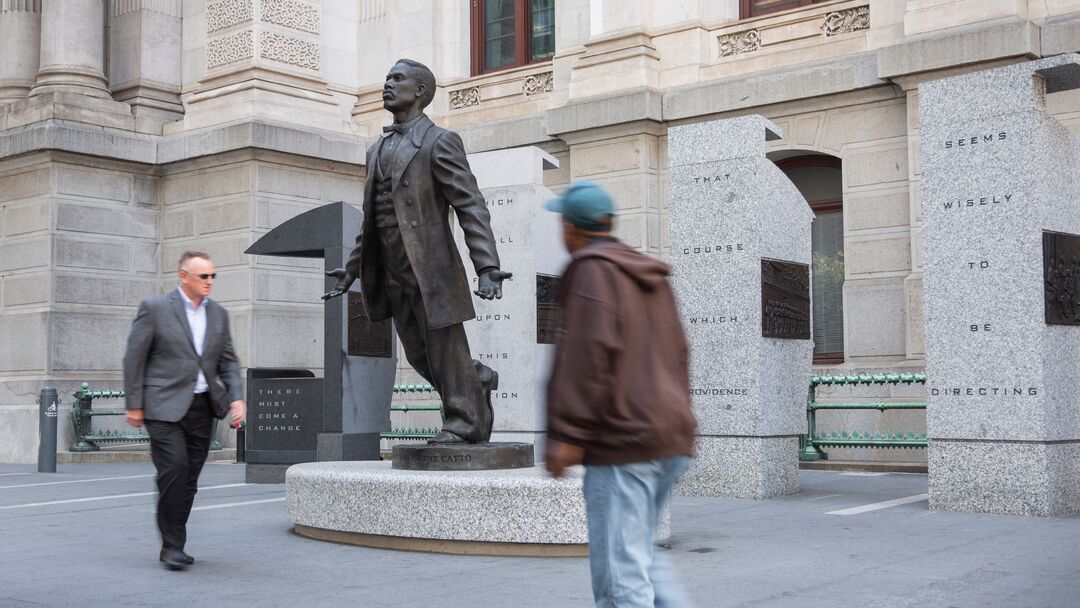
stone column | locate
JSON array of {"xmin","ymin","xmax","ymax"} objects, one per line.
[
  {"xmin": 668, "ymin": 115, "xmax": 814, "ymax": 499},
  {"xmin": 0, "ymin": 1, "xmax": 41, "ymax": 104},
  {"xmin": 29, "ymin": 0, "xmax": 110, "ymax": 98},
  {"xmin": 109, "ymin": 0, "xmax": 183, "ymax": 133},
  {"xmin": 919, "ymin": 55, "xmax": 1080, "ymax": 516}
]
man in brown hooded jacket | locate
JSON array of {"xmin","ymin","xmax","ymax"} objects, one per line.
[{"xmin": 545, "ymin": 180, "xmax": 697, "ymax": 607}]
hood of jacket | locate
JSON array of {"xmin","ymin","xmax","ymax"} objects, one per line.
[{"xmin": 572, "ymin": 238, "xmax": 670, "ymax": 293}]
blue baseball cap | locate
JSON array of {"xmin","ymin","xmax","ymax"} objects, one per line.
[{"xmin": 545, "ymin": 180, "xmax": 614, "ymax": 231}]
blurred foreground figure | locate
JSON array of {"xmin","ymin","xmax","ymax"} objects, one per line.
[
  {"xmin": 123, "ymin": 251, "xmax": 246, "ymax": 570},
  {"xmin": 544, "ymin": 181, "xmax": 698, "ymax": 607}
]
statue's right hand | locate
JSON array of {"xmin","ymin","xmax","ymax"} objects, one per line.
[{"xmin": 321, "ymin": 268, "xmax": 355, "ymax": 300}]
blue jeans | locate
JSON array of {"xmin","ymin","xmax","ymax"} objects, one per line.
[{"xmin": 583, "ymin": 455, "xmax": 692, "ymax": 608}]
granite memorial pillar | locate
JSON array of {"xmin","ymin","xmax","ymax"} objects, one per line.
[
  {"xmin": 29, "ymin": 0, "xmax": 110, "ymax": 99},
  {"xmin": 668, "ymin": 115, "xmax": 814, "ymax": 499},
  {"xmin": 452, "ymin": 147, "xmax": 565, "ymax": 458},
  {"xmin": 0, "ymin": 1, "xmax": 41, "ymax": 104},
  {"xmin": 919, "ymin": 54, "xmax": 1080, "ymax": 516}
]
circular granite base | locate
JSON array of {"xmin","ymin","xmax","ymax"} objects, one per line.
[
  {"xmin": 293, "ymin": 524, "xmax": 587, "ymax": 557},
  {"xmin": 392, "ymin": 442, "xmax": 534, "ymax": 471},
  {"xmin": 286, "ymin": 461, "xmax": 588, "ymax": 556}
]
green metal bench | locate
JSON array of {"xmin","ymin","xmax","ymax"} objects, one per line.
[
  {"xmin": 384, "ymin": 384, "xmax": 439, "ymax": 441},
  {"xmin": 70, "ymin": 383, "xmax": 223, "ymax": 453},
  {"xmin": 70, "ymin": 381, "xmax": 445, "ymax": 447},
  {"xmin": 800, "ymin": 373, "xmax": 927, "ymax": 461}
]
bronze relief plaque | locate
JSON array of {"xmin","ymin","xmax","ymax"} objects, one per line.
[
  {"xmin": 1044, "ymin": 230, "xmax": 1080, "ymax": 325},
  {"xmin": 348, "ymin": 292, "xmax": 393, "ymax": 357},
  {"xmin": 761, "ymin": 258, "xmax": 811, "ymax": 340},
  {"xmin": 537, "ymin": 273, "xmax": 561, "ymax": 345}
]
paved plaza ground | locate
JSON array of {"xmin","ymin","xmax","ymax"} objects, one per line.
[{"xmin": 0, "ymin": 462, "xmax": 1077, "ymax": 608}]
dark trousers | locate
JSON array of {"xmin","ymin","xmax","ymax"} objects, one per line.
[
  {"xmin": 145, "ymin": 393, "xmax": 214, "ymax": 551},
  {"xmin": 377, "ymin": 225, "xmax": 491, "ymax": 441}
]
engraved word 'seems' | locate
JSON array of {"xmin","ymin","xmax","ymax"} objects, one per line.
[{"xmin": 943, "ymin": 132, "xmax": 1007, "ymax": 149}]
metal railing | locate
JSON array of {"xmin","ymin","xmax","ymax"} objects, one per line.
[
  {"xmin": 384, "ymin": 384, "xmax": 439, "ymax": 441},
  {"xmin": 69, "ymin": 383, "xmax": 224, "ymax": 452},
  {"xmin": 800, "ymin": 373, "xmax": 927, "ymax": 461},
  {"xmin": 68, "ymin": 381, "xmax": 445, "ymax": 447}
]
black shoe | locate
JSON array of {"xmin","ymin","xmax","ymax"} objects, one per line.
[
  {"xmin": 159, "ymin": 548, "xmax": 190, "ymax": 570},
  {"xmin": 428, "ymin": 430, "xmax": 467, "ymax": 444}
]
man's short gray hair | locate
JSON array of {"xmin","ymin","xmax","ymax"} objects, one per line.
[{"xmin": 178, "ymin": 251, "xmax": 211, "ymax": 271}]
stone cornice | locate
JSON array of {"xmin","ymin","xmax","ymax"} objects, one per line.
[
  {"xmin": 547, "ymin": 88, "xmax": 663, "ymax": 137},
  {"xmin": 664, "ymin": 52, "xmax": 884, "ymax": 122},
  {"xmin": 877, "ymin": 17, "xmax": 1040, "ymax": 80},
  {"xmin": 0, "ymin": 119, "xmax": 368, "ymax": 167}
]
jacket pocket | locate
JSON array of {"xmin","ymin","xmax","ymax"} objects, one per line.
[{"xmin": 143, "ymin": 377, "xmax": 168, "ymax": 387}]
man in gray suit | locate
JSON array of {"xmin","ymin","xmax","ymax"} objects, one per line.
[
  {"xmin": 124, "ymin": 251, "xmax": 246, "ymax": 570},
  {"xmin": 325, "ymin": 59, "xmax": 510, "ymax": 444}
]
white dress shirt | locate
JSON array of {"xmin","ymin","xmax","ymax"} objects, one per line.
[{"xmin": 177, "ymin": 287, "xmax": 209, "ymax": 394}]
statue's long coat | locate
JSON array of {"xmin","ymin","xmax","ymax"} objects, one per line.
[{"xmin": 345, "ymin": 114, "xmax": 499, "ymax": 329}]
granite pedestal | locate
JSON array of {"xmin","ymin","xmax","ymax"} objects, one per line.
[
  {"xmin": 286, "ymin": 461, "xmax": 587, "ymax": 556},
  {"xmin": 667, "ymin": 115, "xmax": 814, "ymax": 499},
  {"xmin": 919, "ymin": 55, "xmax": 1080, "ymax": 516}
]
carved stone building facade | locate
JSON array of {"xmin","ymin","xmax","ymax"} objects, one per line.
[{"xmin": 3, "ymin": 0, "xmax": 1080, "ymax": 463}]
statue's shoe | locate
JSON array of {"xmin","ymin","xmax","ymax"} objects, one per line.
[
  {"xmin": 428, "ymin": 430, "xmax": 468, "ymax": 444},
  {"xmin": 472, "ymin": 360, "xmax": 499, "ymax": 440}
]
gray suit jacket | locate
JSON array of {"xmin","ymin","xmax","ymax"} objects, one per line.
[{"xmin": 123, "ymin": 289, "xmax": 243, "ymax": 422}]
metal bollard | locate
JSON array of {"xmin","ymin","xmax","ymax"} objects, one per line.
[
  {"xmin": 236, "ymin": 422, "xmax": 246, "ymax": 463},
  {"xmin": 38, "ymin": 387, "xmax": 59, "ymax": 473}
]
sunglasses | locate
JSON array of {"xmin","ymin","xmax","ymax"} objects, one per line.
[{"xmin": 181, "ymin": 270, "xmax": 217, "ymax": 281}]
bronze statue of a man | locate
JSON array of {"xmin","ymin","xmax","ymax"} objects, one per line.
[{"xmin": 324, "ymin": 59, "xmax": 511, "ymax": 444}]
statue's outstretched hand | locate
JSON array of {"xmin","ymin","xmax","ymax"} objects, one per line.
[
  {"xmin": 322, "ymin": 268, "xmax": 355, "ymax": 300},
  {"xmin": 475, "ymin": 269, "xmax": 513, "ymax": 300}
]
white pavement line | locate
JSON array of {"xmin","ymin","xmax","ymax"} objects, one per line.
[
  {"xmin": 804, "ymin": 494, "xmax": 842, "ymax": 501},
  {"xmin": 191, "ymin": 497, "xmax": 285, "ymax": 511},
  {"xmin": 0, "ymin": 472, "xmax": 33, "ymax": 477},
  {"xmin": 0, "ymin": 483, "xmax": 248, "ymax": 511},
  {"xmin": 826, "ymin": 493, "xmax": 929, "ymax": 516},
  {"xmin": 839, "ymin": 472, "xmax": 890, "ymax": 477},
  {"xmin": 0, "ymin": 474, "xmax": 155, "ymax": 489}
]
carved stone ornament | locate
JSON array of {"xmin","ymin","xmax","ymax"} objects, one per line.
[
  {"xmin": 261, "ymin": 0, "xmax": 320, "ymax": 35},
  {"xmin": 260, "ymin": 31, "xmax": 320, "ymax": 70},
  {"xmin": 822, "ymin": 6, "xmax": 870, "ymax": 37},
  {"xmin": 523, "ymin": 72, "xmax": 554, "ymax": 96},
  {"xmin": 717, "ymin": 29, "xmax": 761, "ymax": 58},
  {"xmin": 206, "ymin": 29, "xmax": 254, "ymax": 69},
  {"xmin": 207, "ymin": 0, "xmax": 253, "ymax": 33},
  {"xmin": 449, "ymin": 86, "xmax": 481, "ymax": 110}
]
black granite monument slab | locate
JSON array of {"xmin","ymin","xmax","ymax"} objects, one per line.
[{"xmin": 244, "ymin": 202, "xmax": 397, "ymax": 483}]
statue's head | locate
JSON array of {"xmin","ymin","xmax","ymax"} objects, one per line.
[{"xmin": 384, "ymin": 59, "xmax": 436, "ymax": 114}]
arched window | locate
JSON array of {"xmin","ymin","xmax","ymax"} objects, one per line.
[{"xmin": 776, "ymin": 155, "xmax": 844, "ymax": 364}]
